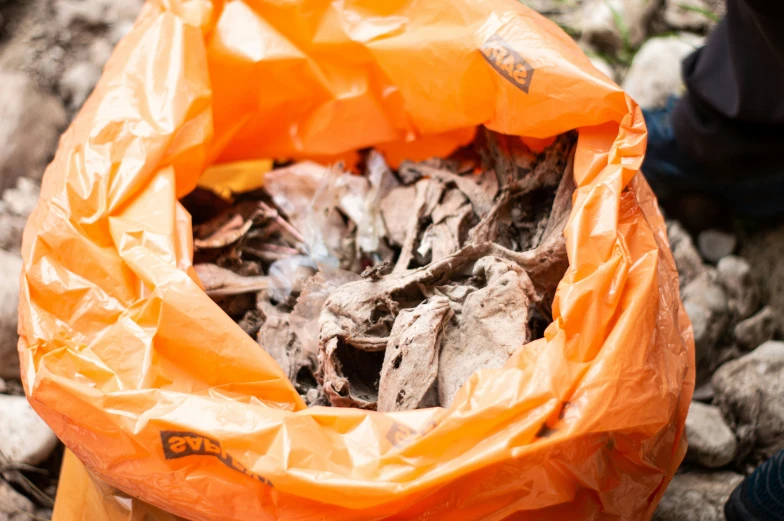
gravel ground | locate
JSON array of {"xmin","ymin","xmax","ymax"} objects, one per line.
[{"xmin": 0, "ymin": 1, "xmax": 781, "ymax": 520}]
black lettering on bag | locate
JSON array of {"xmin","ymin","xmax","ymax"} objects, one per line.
[
  {"xmin": 160, "ymin": 430, "xmax": 273, "ymax": 487},
  {"xmin": 480, "ymin": 34, "xmax": 535, "ymax": 94}
]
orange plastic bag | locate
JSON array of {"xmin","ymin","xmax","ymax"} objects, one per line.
[{"xmin": 20, "ymin": 1, "xmax": 694, "ymax": 519}]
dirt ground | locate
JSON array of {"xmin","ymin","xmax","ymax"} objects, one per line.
[{"xmin": 0, "ymin": 1, "xmax": 782, "ymax": 521}]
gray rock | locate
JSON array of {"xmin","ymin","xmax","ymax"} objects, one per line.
[
  {"xmin": 0, "ymin": 214, "xmax": 26, "ymax": 254},
  {"xmin": 0, "ymin": 71, "xmax": 67, "ymax": 192},
  {"xmin": 712, "ymin": 341, "xmax": 784, "ymax": 462},
  {"xmin": 54, "ymin": 0, "xmax": 144, "ymax": 28},
  {"xmin": 589, "ymin": 55, "xmax": 616, "ymax": 82},
  {"xmin": 698, "ymin": 229, "xmax": 737, "ymax": 264},
  {"xmin": 692, "ymin": 382, "xmax": 714, "ymax": 403},
  {"xmin": 710, "ymin": 344, "xmax": 742, "ymax": 375},
  {"xmin": 682, "ymin": 272, "xmax": 729, "ymax": 378},
  {"xmin": 35, "ymin": 509, "xmax": 54, "ymax": 521},
  {"xmin": 0, "ymin": 479, "xmax": 35, "ymax": 521},
  {"xmin": 580, "ymin": 0, "xmax": 658, "ymax": 52},
  {"xmin": 682, "ymin": 271, "xmax": 728, "ymax": 317},
  {"xmin": 667, "ymin": 221, "xmax": 705, "ymax": 289},
  {"xmin": 717, "ymin": 255, "xmax": 760, "ymax": 321},
  {"xmin": 684, "ymin": 300, "xmax": 713, "ymax": 371},
  {"xmin": 88, "ymin": 38, "xmax": 113, "ymax": 67},
  {"xmin": 2, "ymin": 177, "xmax": 39, "ymax": 217},
  {"xmin": 622, "ymin": 34, "xmax": 704, "ymax": 109},
  {"xmin": 0, "ymin": 178, "xmax": 40, "ymax": 254},
  {"xmin": 664, "ymin": 0, "xmax": 720, "ymax": 31},
  {"xmin": 685, "ymin": 401, "xmax": 737, "ymax": 468},
  {"xmin": 742, "ymin": 226, "xmax": 784, "ymax": 324},
  {"xmin": 653, "ymin": 471, "xmax": 743, "ymax": 521},
  {"xmin": 1, "ymin": 380, "xmax": 23, "ymax": 397},
  {"xmin": 0, "ymin": 251, "xmax": 22, "ymax": 380},
  {"xmin": 520, "ymin": 0, "xmax": 578, "ymax": 12},
  {"xmin": 734, "ymin": 306, "xmax": 777, "ymax": 351},
  {"xmin": 0, "ymin": 395, "xmax": 59, "ymax": 465},
  {"xmin": 60, "ymin": 60, "xmax": 102, "ymax": 109}
]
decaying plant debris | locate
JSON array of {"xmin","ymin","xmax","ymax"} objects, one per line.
[{"xmin": 182, "ymin": 128, "xmax": 576, "ymax": 411}]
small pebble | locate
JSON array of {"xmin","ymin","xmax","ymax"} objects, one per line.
[
  {"xmin": 0, "ymin": 479, "xmax": 34, "ymax": 519},
  {"xmin": 0, "ymin": 395, "xmax": 59, "ymax": 465},
  {"xmin": 712, "ymin": 341, "xmax": 784, "ymax": 461},
  {"xmin": 717, "ymin": 255, "xmax": 760, "ymax": 320},
  {"xmin": 692, "ymin": 382, "xmax": 714, "ymax": 403},
  {"xmin": 653, "ymin": 471, "xmax": 743, "ymax": 521},
  {"xmin": 734, "ymin": 306, "xmax": 778, "ymax": 351},
  {"xmin": 685, "ymin": 401, "xmax": 737, "ymax": 468},
  {"xmin": 667, "ymin": 221, "xmax": 705, "ymax": 289},
  {"xmin": 698, "ymin": 229, "xmax": 737, "ymax": 264}
]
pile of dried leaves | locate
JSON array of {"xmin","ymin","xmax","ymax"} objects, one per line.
[{"xmin": 182, "ymin": 128, "xmax": 576, "ymax": 411}]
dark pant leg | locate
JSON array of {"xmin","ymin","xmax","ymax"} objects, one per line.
[{"xmin": 672, "ymin": 0, "xmax": 784, "ymax": 176}]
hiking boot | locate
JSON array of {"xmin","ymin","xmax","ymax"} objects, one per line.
[{"xmin": 724, "ymin": 450, "xmax": 784, "ymax": 521}]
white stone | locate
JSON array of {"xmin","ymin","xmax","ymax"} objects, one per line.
[
  {"xmin": 2, "ymin": 177, "xmax": 40, "ymax": 217},
  {"xmin": 60, "ymin": 61, "xmax": 102, "ymax": 109},
  {"xmin": 712, "ymin": 341, "xmax": 784, "ymax": 460},
  {"xmin": 685, "ymin": 401, "xmax": 737, "ymax": 468},
  {"xmin": 0, "ymin": 479, "xmax": 35, "ymax": 521},
  {"xmin": 653, "ymin": 471, "xmax": 743, "ymax": 521},
  {"xmin": 109, "ymin": 20, "xmax": 136, "ymax": 45},
  {"xmin": 667, "ymin": 221, "xmax": 705, "ymax": 289},
  {"xmin": 741, "ymin": 227, "xmax": 784, "ymax": 325},
  {"xmin": 622, "ymin": 34, "xmax": 704, "ymax": 109},
  {"xmin": 717, "ymin": 255, "xmax": 760, "ymax": 321},
  {"xmin": 664, "ymin": 0, "xmax": 719, "ymax": 31},
  {"xmin": 734, "ymin": 306, "xmax": 777, "ymax": 351},
  {"xmin": 580, "ymin": 0, "xmax": 658, "ymax": 51},
  {"xmin": 0, "ymin": 395, "xmax": 59, "ymax": 465},
  {"xmin": 0, "ymin": 178, "xmax": 40, "ymax": 254},
  {"xmin": 589, "ymin": 55, "xmax": 616, "ymax": 82},
  {"xmin": 698, "ymin": 229, "xmax": 737, "ymax": 264},
  {"xmin": 682, "ymin": 272, "xmax": 729, "ymax": 375},
  {"xmin": 54, "ymin": 0, "xmax": 144, "ymax": 28},
  {"xmin": 747, "ymin": 340, "xmax": 784, "ymax": 360},
  {"xmin": 0, "ymin": 251, "xmax": 22, "ymax": 380},
  {"xmin": 0, "ymin": 71, "xmax": 67, "ymax": 192},
  {"xmin": 88, "ymin": 38, "xmax": 113, "ymax": 69},
  {"xmin": 0, "ymin": 214, "xmax": 27, "ymax": 254},
  {"xmin": 692, "ymin": 382, "xmax": 713, "ymax": 402}
]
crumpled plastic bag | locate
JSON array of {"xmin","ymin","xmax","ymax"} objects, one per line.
[{"xmin": 20, "ymin": 1, "xmax": 694, "ymax": 520}]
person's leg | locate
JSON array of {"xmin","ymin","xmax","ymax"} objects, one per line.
[
  {"xmin": 673, "ymin": 0, "xmax": 784, "ymax": 174},
  {"xmin": 642, "ymin": 0, "xmax": 784, "ymax": 220}
]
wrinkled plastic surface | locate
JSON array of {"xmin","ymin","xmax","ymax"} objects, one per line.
[{"xmin": 21, "ymin": 1, "xmax": 694, "ymax": 520}]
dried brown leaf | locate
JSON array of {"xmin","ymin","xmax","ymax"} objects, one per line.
[
  {"xmin": 417, "ymin": 204, "xmax": 472, "ymax": 262},
  {"xmin": 259, "ymin": 313, "xmax": 296, "ymax": 378},
  {"xmin": 195, "ymin": 263, "xmax": 269, "ymax": 297},
  {"xmin": 393, "ymin": 179, "xmax": 444, "ymax": 273},
  {"xmin": 377, "ymin": 296, "xmax": 452, "ymax": 412},
  {"xmin": 320, "ymin": 336, "xmax": 384, "ymax": 409},
  {"xmin": 411, "ymin": 164, "xmax": 493, "ymax": 216},
  {"xmin": 194, "ymin": 213, "xmax": 254, "ymax": 250},
  {"xmin": 380, "ymin": 185, "xmax": 416, "ymax": 246},
  {"xmin": 438, "ymin": 257, "xmax": 535, "ymax": 408},
  {"xmin": 477, "ymin": 129, "xmax": 537, "ymax": 187},
  {"xmin": 431, "ymin": 189, "xmax": 468, "ymax": 224}
]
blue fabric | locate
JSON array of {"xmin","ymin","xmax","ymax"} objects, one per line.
[{"xmin": 725, "ymin": 449, "xmax": 784, "ymax": 521}]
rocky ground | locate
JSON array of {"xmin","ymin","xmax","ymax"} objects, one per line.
[{"xmin": 0, "ymin": 1, "xmax": 781, "ymax": 520}]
